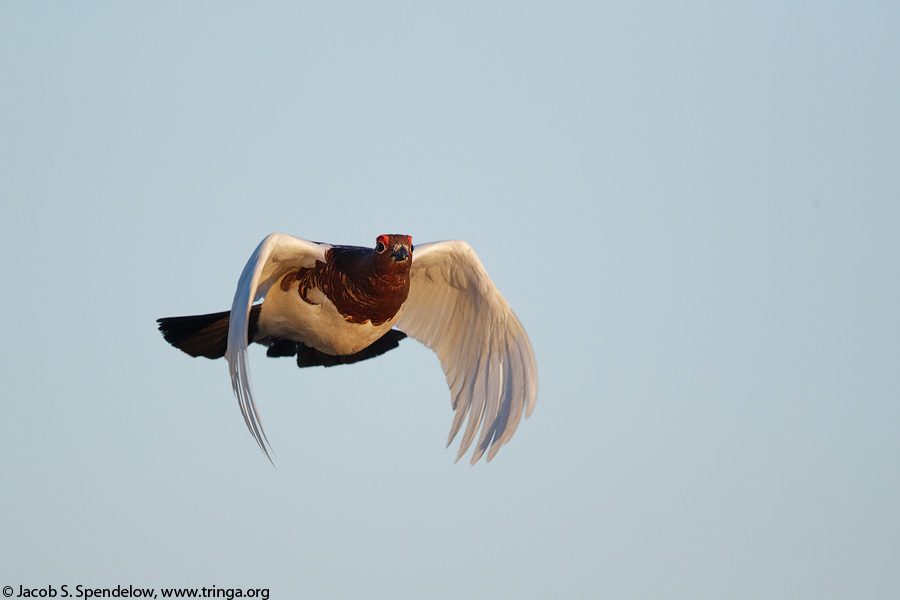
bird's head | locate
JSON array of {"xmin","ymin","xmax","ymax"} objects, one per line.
[{"xmin": 375, "ymin": 234, "xmax": 413, "ymax": 265}]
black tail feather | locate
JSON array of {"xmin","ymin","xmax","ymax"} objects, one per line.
[
  {"xmin": 265, "ymin": 329, "xmax": 408, "ymax": 368},
  {"xmin": 157, "ymin": 306, "xmax": 261, "ymax": 359}
]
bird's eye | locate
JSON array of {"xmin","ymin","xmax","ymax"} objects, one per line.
[{"xmin": 375, "ymin": 241, "xmax": 386, "ymax": 253}]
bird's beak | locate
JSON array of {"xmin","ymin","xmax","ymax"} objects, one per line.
[{"xmin": 391, "ymin": 245, "xmax": 410, "ymax": 262}]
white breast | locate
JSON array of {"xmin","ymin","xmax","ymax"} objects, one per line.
[{"xmin": 255, "ymin": 275, "xmax": 399, "ymax": 356}]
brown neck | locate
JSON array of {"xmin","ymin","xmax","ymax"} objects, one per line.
[{"xmin": 284, "ymin": 246, "xmax": 411, "ymax": 326}]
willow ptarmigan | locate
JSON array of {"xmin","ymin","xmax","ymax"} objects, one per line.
[{"xmin": 158, "ymin": 233, "xmax": 537, "ymax": 464}]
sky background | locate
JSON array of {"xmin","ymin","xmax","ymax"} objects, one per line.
[{"xmin": 2, "ymin": 2, "xmax": 899, "ymax": 598}]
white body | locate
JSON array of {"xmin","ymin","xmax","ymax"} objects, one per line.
[{"xmin": 257, "ymin": 278, "xmax": 399, "ymax": 356}]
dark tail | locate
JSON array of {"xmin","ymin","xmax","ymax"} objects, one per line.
[
  {"xmin": 157, "ymin": 306, "xmax": 261, "ymax": 359},
  {"xmin": 265, "ymin": 329, "xmax": 407, "ymax": 368}
]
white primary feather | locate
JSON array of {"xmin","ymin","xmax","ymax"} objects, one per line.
[
  {"xmin": 224, "ymin": 233, "xmax": 328, "ymax": 461},
  {"xmin": 396, "ymin": 241, "xmax": 538, "ymax": 464}
]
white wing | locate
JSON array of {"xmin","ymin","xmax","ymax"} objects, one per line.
[
  {"xmin": 225, "ymin": 233, "xmax": 329, "ymax": 461},
  {"xmin": 396, "ymin": 241, "xmax": 538, "ymax": 464}
]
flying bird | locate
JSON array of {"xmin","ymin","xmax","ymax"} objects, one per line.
[{"xmin": 157, "ymin": 233, "xmax": 537, "ymax": 464}]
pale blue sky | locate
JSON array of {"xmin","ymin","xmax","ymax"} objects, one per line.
[{"xmin": 2, "ymin": 2, "xmax": 899, "ymax": 598}]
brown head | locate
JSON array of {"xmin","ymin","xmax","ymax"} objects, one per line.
[
  {"xmin": 279, "ymin": 234, "xmax": 414, "ymax": 326},
  {"xmin": 374, "ymin": 234, "xmax": 413, "ymax": 267}
]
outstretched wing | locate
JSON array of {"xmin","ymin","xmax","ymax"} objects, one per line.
[
  {"xmin": 396, "ymin": 241, "xmax": 537, "ymax": 464},
  {"xmin": 225, "ymin": 233, "xmax": 329, "ymax": 461}
]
